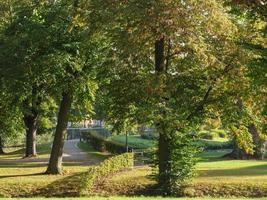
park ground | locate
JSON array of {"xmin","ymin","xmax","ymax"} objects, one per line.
[
  {"xmin": 4, "ymin": 198, "xmax": 267, "ymax": 200},
  {"xmin": 1, "ymin": 138, "xmax": 267, "ymax": 198}
]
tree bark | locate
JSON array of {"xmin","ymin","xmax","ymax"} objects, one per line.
[
  {"xmin": 23, "ymin": 113, "xmax": 38, "ymax": 157},
  {"xmin": 0, "ymin": 136, "xmax": 5, "ymax": 154},
  {"xmin": 248, "ymin": 123, "xmax": 264, "ymax": 159},
  {"xmin": 46, "ymin": 91, "xmax": 73, "ymax": 174},
  {"xmin": 158, "ymin": 124, "xmax": 172, "ymax": 194},
  {"xmin": 154, "ymin": 37, "xmax": 173, "ymax": 193}
]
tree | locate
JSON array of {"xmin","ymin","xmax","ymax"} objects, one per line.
[
  {"xmin": 90, "ymin": 0, "xmax": 244, "ymax": 194},
  {"xmin": 221, "ymin": 0, "xmax": 267, "ymax": 159},
  {"xmin": 44, "ymin": 0, "xmax": 104, "ymax": 174},
  {"xmin": 0, "ymin": 1, "xmax": 55, "ymax": 157}
]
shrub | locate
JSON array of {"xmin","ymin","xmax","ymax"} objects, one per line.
[
  {"xmin": 198, "ymin": 131, "xmax": 216, "ymax": 140},
  {"xmin": 140, "ymin": 130, "xmax": 158, "ymax": 140},
  {"xmin": 80, "ymin": 152, "xmax": 134, "ymax": 195},
  {"xmin": 198, "ymin": 130, "xmax": 228, "ymax": 140},
  {"xmin": 197, "ymin": 139, "xmax": 233, "ymax": 150},
  {"xmin": 81, "ymin": 130, "xmax": 130, "ymax": 154},
  {"xmin": 211, "ymin": 129, "xmax": 228, "ymax": 138}
]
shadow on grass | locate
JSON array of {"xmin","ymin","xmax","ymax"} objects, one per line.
[
  {"xmin": 0, "ymin": 172, "xmax": 44, "ymax": 179},
  {"xmin": 199, "ymin": 163, "xmax": 267, "ymax": 177},
  {"xmin": 33, "ymin": 172, "xmax": 87, "ymax": 197},
  {"xmin": 0, "ymin": 161, "xmax": 90, "ymax": 169},
  {"xmin": 0, "ymin": 163, "xmax": 47, "ymax": 168}
]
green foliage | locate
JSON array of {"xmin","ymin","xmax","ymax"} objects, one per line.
[
  {"xmin": 82, "ymin": 131, "xmax": 128, "ymax": 154},
  {"xmin": 198, "ymin": 131, "xmax": 217, "ymax": 140},
  {"xmin": 158, "ymin": 131, "xmax": 200, "ymax": 195},
  {"xmin": 80, "ymin": 153, "xmax": 134, "ymax": 195},
  {"xmin": 197, "ymin": 139, "xmax": 233, "ymax": 150},
  {"xmin": 88, "ymin": 0, "xmax": 249, "ymax": 194},
  {"xmin": 110, "ymin": 135, "xmax": 155, "ymax": 149},
  {"xmin": 231, "ymin": 125, "xmax": 255, "ymax": 155},
  {"xmin": 198, "ymin": 130, "xmax": 228, "ymax": 140}
]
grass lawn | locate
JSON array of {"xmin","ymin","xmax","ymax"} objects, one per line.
[
  {"xmin": 2, "ymin": 142, "xmax": 267, "ymax": 198},
  {"xmin": 99, "ymin": 150, "xmax": 267, "ymax": 197},
  {"xmin": 0, "ymin": 161, "xmax": 89, "ymax": 197},
  {"xmin": 0, "ymin": 142, "xmax": 104, "ymax": 197},
  {"xmin": 0, "ymin": 143, "xmax": 52, "ymax": 160},
  {"xmin": 3, "ymin": 198, "xmax": 267, "ymax": 200}
]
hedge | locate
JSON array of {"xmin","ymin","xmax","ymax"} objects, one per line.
[
  {"xmin": 79, "ymin": 152, "xmax": 134, "ymax": 195},
  {"xmin": 81, "ymin": 130, "xmax": 132, "ymax": 154}
]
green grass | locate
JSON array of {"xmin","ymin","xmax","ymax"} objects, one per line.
[
  {"xmin": 0, "ymin": 142, "xmax": 106, "ymax": 197},
  {"xmin": 78, "ymin": 142, "xmax": 111, "ymax": 160},
  {"xmin": 98, "ymin": 150, "xmax": 267, "ymax": 196},
  {"xmin": 0, "ymin": 143, "xmax": 51, "ymax": 159},
  {"xmin": 109, "ymin": 135, "xmax": 155, "ymax": 149},
  {"xmin": 2, "ymin": 142, "xmax": 267, "ymax": 198},
  {"xmin": 3, "ymin": 198, "xmax": 267, "ymax": 200}
]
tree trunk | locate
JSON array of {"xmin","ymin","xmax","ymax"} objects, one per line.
[
  {"xmin": 0, "ymin": 136, "xmax": 5, "ymax": 154},
  {"xmin": 155, "ymin": 37, "xmax": 172, "ymax": 193},
  {"xmin": 46, "ymin": 91, "xmax": 73, "ymax": 174},
  {"xmin": 23, "ymin": 113, "xmax": 38, "ymax": 157},
  {"xmin": 158, "ymin": 125, "xmax": 172, "ymax": 194},
  {"xmin": 248, "ymin": 123, "xmax": 264, "ymax": 159}
]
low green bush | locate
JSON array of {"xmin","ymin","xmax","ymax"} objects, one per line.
[
  {"xmin": 80, "ymin": 152, "xmax": 134, "ymax": 195},
  {"xmin": 81, "ymin": 131, "xmax": 129, "ymax": 154},
  {"xmin": 197, "ymin": 139, "xmax": 233, "ymax": 150},
  {"xmin": 140, "ymin": 131, "xmax": 158, "ymax": 140},
  {"xmin": 198, "ymin": 130, "xmax": 228, "ymax": 140},
  {"xmin": 211, "ymin": 129, "xmax": 228, "ymax": 138},
  {"xmin": 198, "ymin": 131, "xmax": 217, "ymax": 140}
]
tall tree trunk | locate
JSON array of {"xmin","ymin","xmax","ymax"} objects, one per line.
[
  {"xmin": 46, "ymin": 91, "xmax": 73, "ymax": 174},
  {"xmin": 0, "ymin": 136, "xmax": 5, "ymax": 154},
  {"xmin": 248, "ymin": 123, "xmax": 264, "ymax": 159},
  {"xmin": 23, "ymin": 113, "xmax": 38, "ymax": 157},
  {"xmin": 155, "ymin": 37, "xmax": 172, "ymax": 193},
  {"xmin": 157, "ymin": 124, "xmax": 172, "ymax": 193}
]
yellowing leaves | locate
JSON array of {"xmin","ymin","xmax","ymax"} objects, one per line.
[{"xmin": 231, "ymin": 125, "xmax": 255, "ymax": 155}]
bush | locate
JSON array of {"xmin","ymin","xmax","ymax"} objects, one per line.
[
  {"xmin": 198, "ymin": 130, "xmax": 228, "ymax": 140},
  {"xmin": 80, "ymin": 152, "xmax": 134, "ymax": 195},
  {"xmin": 140, "ymin": 131, "xmax": 158, "ymax": 140},
  {"xmin": 198, "ymin": 131, "xmax": 216, "ymax": 140},
  {"xmin": 211, "ymin": 129, "xmax": 228, "ymax": 138},
  {"xmin": 197, "ymin": 139, "xmax": 233, "ymax": 150},
  {"xmin": 81, "ymin": 130, "xmax": 130, "ymax": 154}
]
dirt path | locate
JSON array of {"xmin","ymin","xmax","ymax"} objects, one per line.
[{"xmin": 0, "ymin": 139, "xmax": 99, "ymax": 165}]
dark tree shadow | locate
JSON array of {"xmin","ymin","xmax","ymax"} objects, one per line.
[
  {"xmin": 33, "ymin": 172, "xmax": 87, "ymax": 197},
  {"xmin": 199, "ymin": 163, "xmax": 267, "ymax": 178}
]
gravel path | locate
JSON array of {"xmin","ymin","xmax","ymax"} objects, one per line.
[{"xmin": 0, "ymin": 139, "xmax": 99, "ymax": 165}]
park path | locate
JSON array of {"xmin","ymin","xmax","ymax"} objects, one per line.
[{"xmin": 0, "ymin": 139, "xmax": 99, "ymax": 165}]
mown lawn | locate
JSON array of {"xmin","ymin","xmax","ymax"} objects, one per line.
[
  {"xmin": 0, "ymin": 142, "xmax": 104, "ymax": 197},
  {"xmin": 100, "ymin": 150, "xmax": 267, "ymax": 197},
  {"xmin": 2, "ymin": 144, "xmax": 267, "ymax": 197},
  {"xmin": 4, "ymin": 198, "xmax": 267, "ymax": 200},
  {"xmin": 0, "ymin": 143, "xmax": 52, "ymax": 160}
]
